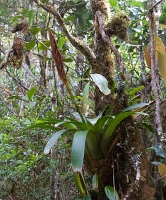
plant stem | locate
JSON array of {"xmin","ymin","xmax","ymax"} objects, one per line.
[{"xmin": 65, "ymin": 82, "xmax": 85, "ymax": 123}]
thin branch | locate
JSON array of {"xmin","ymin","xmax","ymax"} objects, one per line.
[
  {"xmin": 96, "ymin": 10, "xmax": 125, "ymax": 73},
  {"xmin": 150, "ymin": 0, "xmax": 164, "ymax": 12},
  {"xmin": 5, "ymin": 69, "xmax": 29, "ymax": 92},
  {"xmin": 0, "ymin": 96, "xmax": 19, "ymax": 117},
  {"xmin": 136, "ymin": 100, "xmax": 166, "ymax": 125},
  {"xmin": 33, "ymin": 0, "xmax": 96, "ymax": 67}
]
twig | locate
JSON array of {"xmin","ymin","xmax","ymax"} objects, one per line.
[
  {"xmin": 96, "ymin": 10, "xmax": 125, "ymax": 73},
  {"xmin": 0, "ymin": 96, "xmax": 19, "ymax": 117},
  {"xmin": 35, "ymin": 37, "xmax": 51, "ymax": 51},
  {"xmin": 5, "ymin": 69, "xmax": 29, "ymax": 91},
  {"xmin": 149, "ymin": 0, "xmax": 164, "ymax": 12},
  {"xmin": 153, "ymin": 174, "xmax": 166, "ymax": 183},
  {"xmin": 33, "ymin": 0, "xmax": 96, "ymax": 67}
]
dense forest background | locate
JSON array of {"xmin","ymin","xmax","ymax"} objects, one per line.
[{"xmin": 1, "ymin": 0, "xmax": 166, "ymax": 199}]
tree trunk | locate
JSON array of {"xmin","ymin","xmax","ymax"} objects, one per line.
[{"xmin": 89, "ymin": 0, "xmax": 155, "ymax": 199}]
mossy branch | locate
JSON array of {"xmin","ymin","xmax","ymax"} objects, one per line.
[
  {"xmin": 33, "ymin": 0, "xmax": 96, "ymax": 67},
  {"xmin": 96, "ymin": 10, "xmax": 125, "ymax": 73}
]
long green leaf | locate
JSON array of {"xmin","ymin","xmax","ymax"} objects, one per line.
[
  {"xmin": 86, "ymin": 111, "xmax": 103, "ymax": 125},
  {"xmin": 85, "ymin": 119, "xmax": 95, "ymax": 132},
  {"xmin": 72, "ymin": 131, "xmax": 88, "ymax": 171},
  {"xmin": 27, "ymin": 124, "xmax": 60, "ymax": 131},
  {"xmin": 73, "ymin": 171, "xmax": 87, "ymax": 196},
  {"xmin": 93, "ymin": 116, "xmax": 110, "ymax": 141},
  {"xmin": 24, "ymin": 120, "xmax": 77, "ymax": 131},
  {"xmin": 123, "ymin": 103, "xmax": 149, "ymax": 111},
  {"xmin": 54, "ymin": 121, "xmax": 77, "ymax": 129},
  {"xmin": 129, "ymin": 85, "xmax": 144, "ymax": 96},
  {"xmin": 28, "ymin": 10, "xmax": 36, "ymax": 26},
  {"xmin": 83, "ymin": 82, "xmax": 90, "ymax": 114},
  {"xmin": 86, "ymin": 131, "xmax": 104, "ymax": 160},
  {"xmin": 65, "ymin": 117, "xmax": 87, "ymax": 130},
  {"xmin": 100, "ymin": 112, "xmax": 133, "ymax": 155},
  {"xmin": 44, "ymin": 130, "xmax": 67, "ymax": 154}
]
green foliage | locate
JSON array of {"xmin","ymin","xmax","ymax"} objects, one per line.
[
  {"xmin": 129, "ymin": 0, "xmax": 144, "ymax": 7},
  {"xmin": 72, "ymin": 131, "xmax": 88, "ymax": 171},
  {"xmin": 109, "ymin": 0, "xmax": 119, "ymax": 8},
  {"xmin": 90, "ymin": 74, "xmax": 111, "ymax": 95},
  {"xmin": 25, "ymin": 40, "xmax": 36, "ymax": 50},
  {"xmin": 26, "ymin": 100, "xmax": 147, "ymax": 198},
  {"xmin": 26, "ymin": 87, "xmax": 37, "ymax": 100},
  {"xmin": 38, "ymin": 40, "xmax": 50, "ymax": 50},
  {"xmin": 28, "ymin": 10, "xmax": 36, "ymax": 26},
  {"xmin": 105, "ymin": 186, "xmax": 119, "ymax": 200},
  {"xmin": 30, "ymin": 26, "xmax": 41, "ymax": 35},
  {"xmin": 0, "ymin": 116, "xmax": 53, "ymax": 198},
  {"xmin": 61, "ymin": 0, "xmax": 93, "ymax": 36},
  {"xmin": 57, "ymin": 37, "xmax": 66, "ymax": 50},
  {"xmin": 159, "ymin": 5, "xmax": 166, "ymax": 24},
  {"xmin": 0, "ymin": 87, "xmax": 74, "ymax": 199}
]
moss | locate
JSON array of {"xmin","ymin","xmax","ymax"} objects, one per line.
[
  {"xmin": 91, "ymin": 0, "xmax": 111, "ymax": 23},
  {"xmin": 0, "ymin": 37, "xmax": 24, "ymax": 70},
  {"xmin": 106, "ymin": 11, "xmax": 130, "ymax": 41}
]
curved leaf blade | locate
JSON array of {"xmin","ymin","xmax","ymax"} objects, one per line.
[
  {"xmin": 44, "ymin": 130, "xmax": 67, "ymax": 154},
  {"xmin": 129, "ymin": 85, "xmax": 144, "ymax": 96},
  {"xmin": 105, "ymin": 186, "xmax": 119, "ymax": 200},
  {"xmin": 101, "ymin": 112, "xmax": 133, "ymax": 155},
  {"xmin": 123, "ymin": 103, "xmax": 149, "ymax": 111},
  {"xmin": 91, "ymin": 73, "xmax": 110, "ymax": 95}
]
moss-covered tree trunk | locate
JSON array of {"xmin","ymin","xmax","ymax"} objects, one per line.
[{"xmin": 88, "ymin": 1, "xmax": 155, "ymax": 199}]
